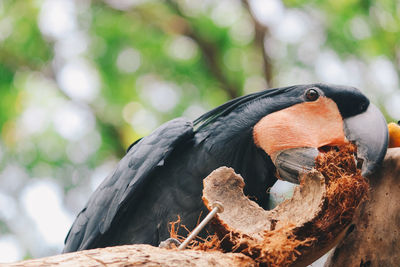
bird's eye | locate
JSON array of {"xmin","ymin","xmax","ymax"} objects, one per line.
[{"xmin": 305, "ymin": 88, "xmax": 319, "ymax": 101}]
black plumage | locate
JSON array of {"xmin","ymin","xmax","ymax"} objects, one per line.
[{"xmin": 63, "ymin": 83, "xmax": 373, "ymax": 252}]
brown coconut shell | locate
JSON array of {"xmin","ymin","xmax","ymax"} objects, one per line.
[{"xmin": 200, "ymin": 144, "xmax": 369, "ymax": 266}]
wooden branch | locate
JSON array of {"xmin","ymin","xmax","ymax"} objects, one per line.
[
  {"xmin": 325, "ymin": 148, "xmax": 400, "ymax": 266},
  {"xmin": 7, "ymin": 244, "xmax": 256, "ymax": 267}
]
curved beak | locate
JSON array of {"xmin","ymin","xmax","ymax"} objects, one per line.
[
  {"xmin": 274, "ymin": 104, "xmax": 388, "ymax": 183},
  {"xmin": 343, "ymin": 103, "xmax": 388, "ymax": 176}
]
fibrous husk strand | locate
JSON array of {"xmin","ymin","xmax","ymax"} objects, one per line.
[
  {"xmin": 169, "ymin": 143, "xmax": 369, "ymax": 267},
  {"xmin": 310, "ymin": 144, "xmax": 369, "ymax": 242}
]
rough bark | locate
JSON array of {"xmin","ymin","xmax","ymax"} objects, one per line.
[
  {"xmin": 5, "ymin": 244, "xmax": 256, "ymax": 267},
  {"xmin": 325, "ymin": 148, "xmax": 400, "ymax": 266}
]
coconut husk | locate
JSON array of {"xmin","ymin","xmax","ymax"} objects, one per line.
[{"xmin": 169, "ymin": 143, "xmax": 368, "ymax": 266}]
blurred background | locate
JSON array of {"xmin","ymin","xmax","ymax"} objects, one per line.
[{"xmin": 0, "ymin": 0, "xmax": 399, "ymax": 264}]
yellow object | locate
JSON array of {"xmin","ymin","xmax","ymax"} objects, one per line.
[{"xmin": 388, "ymin": 122, "xmax": 400, "ymax": 148}]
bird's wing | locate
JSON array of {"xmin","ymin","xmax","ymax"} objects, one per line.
[{"xmin": 63, "ymin": 118, "xmax": 194, "ymax": 252}]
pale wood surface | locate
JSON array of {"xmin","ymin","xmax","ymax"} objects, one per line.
[{"xmin": 4, "ymin": 244, "xmax": 256, "ymax": 267}]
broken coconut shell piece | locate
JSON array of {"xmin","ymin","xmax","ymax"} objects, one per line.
[{"xmin": 202, "ymin": 144, "xmax": 369, "ymax": 267}]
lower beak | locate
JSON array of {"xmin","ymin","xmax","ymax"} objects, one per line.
[
  {"xmin": 274, "ymin": 147, "xmax": 319, "ymax": 184},
  {"xmin": 274, "ymin": 104, "xmax": 388, "ymax": 184}
]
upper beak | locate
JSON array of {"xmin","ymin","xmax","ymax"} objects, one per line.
[
  {"xmin": 343, "ymin": 103, "xmax": 388, "ymax": 176},
  {"xmin": 274, "ymin": 104, "xmax": 388, "ymax": 183}
]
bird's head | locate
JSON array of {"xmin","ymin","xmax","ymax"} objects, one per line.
[
  {"xmin": 252, "ymin": 84, "xmax": 388, "ymax": 183},
  {"xmin": 195, "ymin": 83, "xmax": 388, "ymax": 184}
]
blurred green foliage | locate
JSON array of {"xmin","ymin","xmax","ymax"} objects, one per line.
[
  {"xmin": 285, "ymin": 0, "xmax": 400, "ymax": 58},
  {"xmin": 0, "ymin": 0, "xmax": 398, "ymax": 262}
]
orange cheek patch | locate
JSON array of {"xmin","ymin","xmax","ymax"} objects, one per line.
[{"xmin": 253, "ymin": 97, "xmax": 347, "ymax": 158}]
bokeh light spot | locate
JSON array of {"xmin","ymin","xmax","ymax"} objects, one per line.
[
  {"xmin": 116, "ymin": 48, "xmax": 141, "ymax": 73},
  {"xmin": 167, "ymin": 35, "xmax": 198, "ymax": 61},
  {"xmin": 57, "ymin": 59, "xmax": 100, "ymax": 102},
  {"xmin": 20, "ymin": 180, "xmax": 73, "ymax": 248},
  {"xmin": 0, "ymin": 235, "xmax": 23, "ymax": 263},
  {"xmin": 39, "ymin": 0, "xmax": 77, "ymax": 39},
  {"xmin": 52, "ymin": 102, "xmax": 95, "ymax": 141}
]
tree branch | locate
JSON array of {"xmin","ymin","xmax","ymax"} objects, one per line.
[
  {"xmin": 242, "ymin": 0, "xmax": 273, "ymax": 88},
  {"xmin": 8, "ymin": 244, "xmax": 256, "ymax": 266},
  {"xmin": 165, "ymin": 0, "xmax": 241, "ymax": 99}
]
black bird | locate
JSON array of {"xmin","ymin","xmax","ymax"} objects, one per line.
[{"xmin": 63, "ymin": 83, "xmax": 388, "ymax": 253}]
